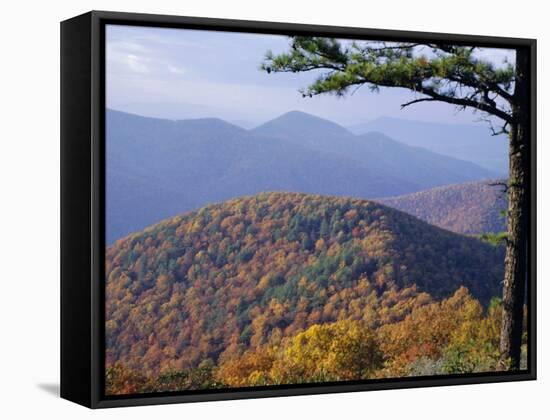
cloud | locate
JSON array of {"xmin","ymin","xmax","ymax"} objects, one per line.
[
  {"xmin": 107, "ymin": 27, "xmax": 191, "ymax": 78},
  {"xmin": 124, "ymin": 54, "xmax": 150, "ymax": 74},
  {"xmin": 105, "ymin": 24, "xmax": 516, "ymax": 126},
  {"xmin": 168, "ymin": 65, "xmax": 185, "ymax": 75}
]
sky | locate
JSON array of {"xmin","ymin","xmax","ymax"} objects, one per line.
[{"xmin": 106, "ymin": 24, "xmax": 515, "ymax": 128}]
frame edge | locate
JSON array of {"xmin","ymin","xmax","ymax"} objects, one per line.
[
  {"xmin": 60, "ymin": 11, "xmax": 94, "ymax": 408},
  {"xmin": 63, "ymin": 10, "xmax": 537, "ymax": 409}
]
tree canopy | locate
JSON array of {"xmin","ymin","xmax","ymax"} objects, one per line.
[
  {"xmin": 262, "ymin": 38, "xmax": 516, "ymax": 132},
  {"xmin": 262, "ymin": 36, "xmax": 529, "ymax": 370}
]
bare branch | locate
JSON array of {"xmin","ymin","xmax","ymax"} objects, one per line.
[
  {"xmin": 489, "ymin": 122, "xmax": 510, "ymax": 136},
  {"xmin": 400, "ymin": 97, "xmax": 438, "ymax": 108},
  {"xmin": 478, "ymin": 115, "xmax": 511, "ymax": 136},
  {"xmin": 413, "ymin": 84, "xmax": 514, "ymax": 123},
  {"xmin": 487, "ymin": 180, "xmax": 510, "ymax": 201},
  {"xmin": 488, "ymin": 181, "xmax": 509, "ymax": 193},
  {"xmin": 357, "ymin": 42, "xmax": 422, "ymax": 53}
]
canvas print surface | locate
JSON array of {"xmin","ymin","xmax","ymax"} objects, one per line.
[{"xmin": 104, "ymin": 24, "xmax": 529, "ymax": 396}]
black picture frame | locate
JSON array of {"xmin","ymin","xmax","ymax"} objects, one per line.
[{"xmin": 60, "ymin": 10, "xmax": 537, "ymax": 409}]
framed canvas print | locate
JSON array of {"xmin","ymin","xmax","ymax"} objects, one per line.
[{"xmin": 60, "ymin": 11, "xmax": 536, "ymax": 408}]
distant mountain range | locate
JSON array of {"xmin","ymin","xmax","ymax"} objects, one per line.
[
  {"xmin": 379, "ymin": 180, "xmax": 507, "ymax": 235},
  {"xmin": 348, "ymin": 117, "xmax": 508, "ymax": 174},
  {"xmin": 107, "ymin": 109, "xmax": 498, "ymax": 243}
]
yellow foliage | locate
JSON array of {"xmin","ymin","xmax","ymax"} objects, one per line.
[
  {"xmin": 257, "ymin": 274, "xmax": 271, "ymax": 291},
  {"xmin": 270, "ymin": 320, "xmax": 381, "ymax": 383},
  {"xmin": 216, "ymin": 348, "xmax": 276, "ymax": 387},
  {"xmin": 377, "ymin": 287, "xmax": 486, "ymax": 377},
  {"xmin": 217, "ymin": 319, "xmax": 382, "ymax": 386},
  {"xmin": 315, "ymin": 238, "xmax": 326, "ymax": 251}
]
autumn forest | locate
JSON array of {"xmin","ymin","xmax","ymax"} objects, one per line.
[
  {"xmin": 105, "ymin": 192, "xmax": 524, "ymax": 395},
  {"xmin": 105, "ymin": 27, "xmax": 529, "ymax": 396}
]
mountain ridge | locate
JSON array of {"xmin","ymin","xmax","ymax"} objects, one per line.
[
  {"xmin": 348, "ymin": 116, "xmax": 508, "ymax": 174},
  {"xmin": 107, "ymin": 108, "xmax": 498, "ymax": 243},
  {"xmin": 106, "ymin": 192, "xmax": 504, "ymax": 376},
  {"xmin": 379, "ymin": 179, "xmax": 507, "ymax": 235}
]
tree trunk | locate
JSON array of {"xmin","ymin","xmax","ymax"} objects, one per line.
[{"xmin": 499, "ymin": 48, "xmax": 530, "ymax": 370}]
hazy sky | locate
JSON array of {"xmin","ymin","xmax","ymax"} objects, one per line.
[{"xmin": 106, "ymin": 24, "xmax": 515, "ymax": 127}]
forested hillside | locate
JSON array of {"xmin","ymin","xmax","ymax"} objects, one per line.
[
  {"xmin": 105, "ymin": 192, "xmax": 506, "ymax": 394},
  {"xmin": 380, "ymin": 180, "xmax": 507, "ymax": 235}
]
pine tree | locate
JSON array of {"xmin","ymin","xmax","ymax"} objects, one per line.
[{"xmin": 262, "ymin": 38, "xmax": 531, "ymax": 369}]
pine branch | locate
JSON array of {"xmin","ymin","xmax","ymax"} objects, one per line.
[{"xmin": 262, "ymin": 37, "xmax": 517, "ymax": 123}]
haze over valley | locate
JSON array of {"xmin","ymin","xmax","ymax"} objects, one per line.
[{"xmin": 106, "ymin": 109, "xmax": 505, "ymax": 244}]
